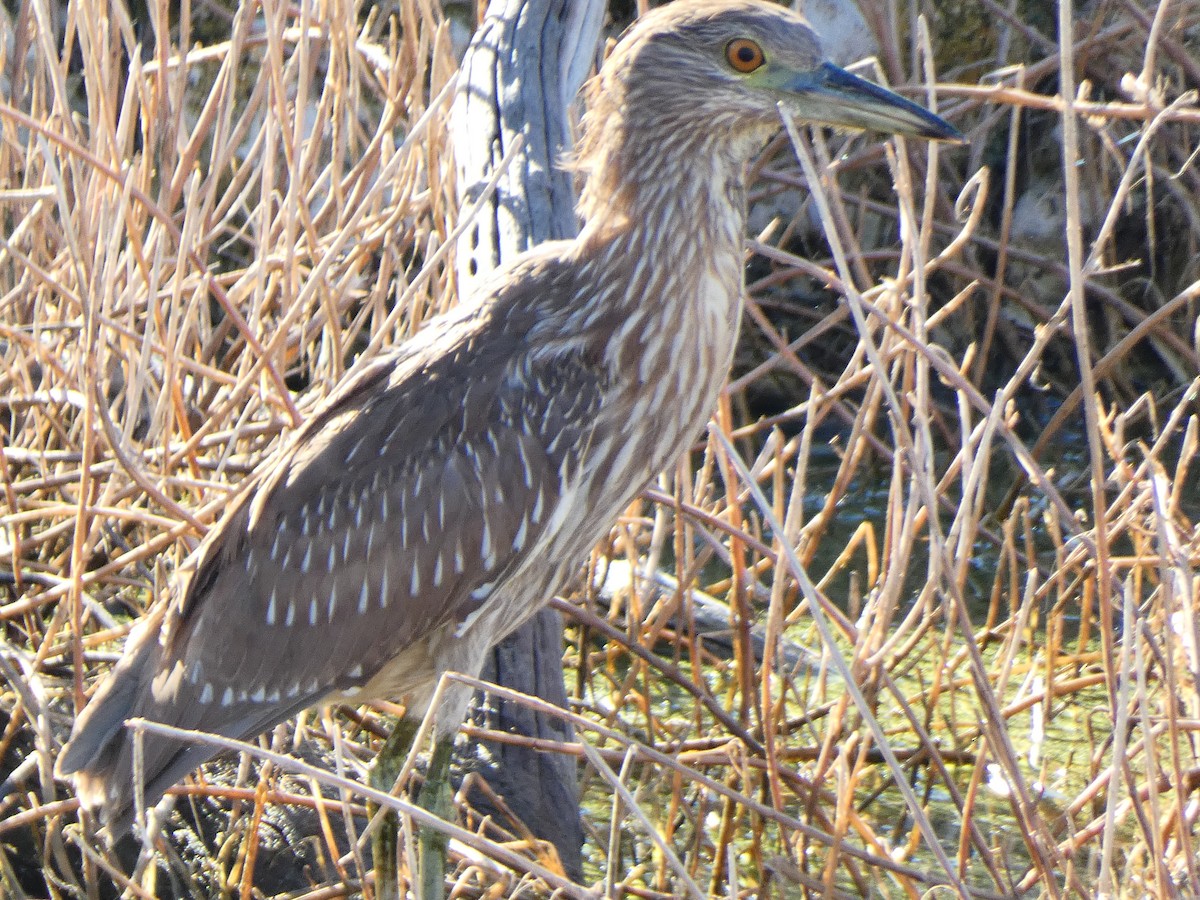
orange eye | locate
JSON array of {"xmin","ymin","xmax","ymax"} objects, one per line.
[{"xmin": 726, "ymin": 39, "xmax": 765, "ymax": 73}]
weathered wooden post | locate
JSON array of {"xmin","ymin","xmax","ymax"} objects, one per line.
[{"xmin": 450, "ymin": 0, "xmax": 605, "ymax": 880}]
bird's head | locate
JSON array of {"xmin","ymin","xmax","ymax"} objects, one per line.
[
  {"xmin": 576, "ymin": 0, "xmax": 960, "ymax": 220},
  {"xmin": 620, "ymin": 0, "xmax": 960, "ymax": 140}
]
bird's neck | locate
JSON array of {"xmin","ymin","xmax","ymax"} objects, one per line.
[
  {"xmin": 568, "ymin": 134, "xmax": 754, "ymax": 442},
  {"xmin": 580, "ymin": 127, "xmax": 755, "ymax": 244},
  {"xmin": 576, "ymin": 132, "xmax": 755, "ymax": 304}
]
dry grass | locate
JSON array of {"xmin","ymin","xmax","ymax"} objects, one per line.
[{"xmin": 2, "ymin": 0, "xmax": 1200, "ymax": 897}]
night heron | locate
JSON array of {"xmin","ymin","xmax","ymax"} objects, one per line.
[{"xmin": 56, "ymin": 0, "xmax": 959, "ymax": 881}]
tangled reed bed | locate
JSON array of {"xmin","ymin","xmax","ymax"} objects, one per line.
[{"xmin": 2, "ymin": 0, "xmax": 1199, "ymax": 896}]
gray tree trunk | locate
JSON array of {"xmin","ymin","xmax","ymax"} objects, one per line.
[{"xmin": 449, "ymin": 0, "xmax": 605, "ymax": 881}]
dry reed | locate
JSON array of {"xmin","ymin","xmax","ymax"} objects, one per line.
[{"xmin": 2, "ymin": 0, "xmax": 1199, "ymax": 897}]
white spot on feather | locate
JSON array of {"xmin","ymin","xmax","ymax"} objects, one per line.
[
  {"xmin": 513, "ymin": 517, "xmax": 528, "ymax": 552},
  {"xmin": 669, "ymin": 328, "xmax": 685, "ymax": 360},
  {"xmin": 357, "ymin": 580, "xmax": 370, "ymax": 614},
  {"xmin": 481, "ymin": 516, "xmax": 493, "ymax": 568},
  {"xmin": 301, "ymin": 544, "xmax": 313, "ymax": 573},
  {"xmin": 516, "ymin": 439, "xmax": 534, "ymax": 489},
  {"xmin": 348, "ymin": 663, "xmax": 363, "ymax": 679},
  {"xmin": 221, "ymin": 687, "xmax": 234, "ymax": 707},
  {"xmin": 199, "ymin": 683, "xmax": 213, "ymax": 704},
  {"xmin": 380, "ymin": 563, "xmax": 390, "ymax": 608},
  {"xmin": 433, "ymin": 554, "xmax": 443, "ymax": 587},
  {"xmin": 285, "ymin": 599, "xmax": 296, "ymax": 627},
  {"xmin": 410, "ymin": 563, "xmax": 421, "ymax": 595},
  {"xmin": 328, "ymin": 585, "xmax": 338, "ymax": 621},
  {"xmin": 266, "ymin": 590, "xmax": 277, "ymax": 625},
  {"xmin": 309, "ymin": 598, "xmax": 319, "ymax": 626},
  {"xmin": 251, "ymin": 686, "xmax": 265, "ymax": 703}
]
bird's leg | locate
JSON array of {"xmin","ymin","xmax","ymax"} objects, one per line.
[
  {"xmin": 368, "ymin": 716, "xmax": 419, "ymax": 900},
  {"xmin": 416, "ymin": 737, "xmax": 454, "ymax": 900},
  {"xmin": 368, "ymin": 720, "xmax": 453, "ymax": 900}
]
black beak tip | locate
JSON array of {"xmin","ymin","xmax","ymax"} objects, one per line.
[
  {"xmin": 911, "ymin": 110, "xmax": 966, "ymax": 145},
  {"xmin": 928, "ymin": 121, "xmax": 968, "ymax": 145}
]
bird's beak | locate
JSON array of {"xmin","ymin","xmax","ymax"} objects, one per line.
[{"xmin": 763, "ymin": 60, "xmax": 964, "ymax": 143}]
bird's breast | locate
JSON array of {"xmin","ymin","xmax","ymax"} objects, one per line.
[{"xmin": 567, "ymin": 246, "xmax": 745, "ymax": 526}]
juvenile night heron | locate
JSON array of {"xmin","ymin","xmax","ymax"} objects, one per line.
[{"xmin": 58, "ymin": 0, "xmax": 959, "ymax": 866}]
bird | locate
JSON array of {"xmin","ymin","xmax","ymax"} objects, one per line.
[{"xmin": 57, "ymin": 0, "xmax": 959, "ymax": 861}]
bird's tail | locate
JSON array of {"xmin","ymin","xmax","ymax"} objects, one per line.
[{"xmin": 55, "ymin": 606, "xmax": 204, "ymax": 835}]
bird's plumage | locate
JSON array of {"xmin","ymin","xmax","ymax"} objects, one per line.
[{"xmin": 56, "ymin": 0, "xmax": 960, "ymax": 834}]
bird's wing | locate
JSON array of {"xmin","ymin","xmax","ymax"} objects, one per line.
[
  {"xmin": 57, "ymin": 251, "xmax": 615, "ymax": 827},
  {"xmin": 156, "ymin": 275, "xmax": 607, "ymax": 727}
]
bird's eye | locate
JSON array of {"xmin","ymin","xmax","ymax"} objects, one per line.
[{"xmin": 726, "ymin": 39, "xmax": 765, "ymax": 73}]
